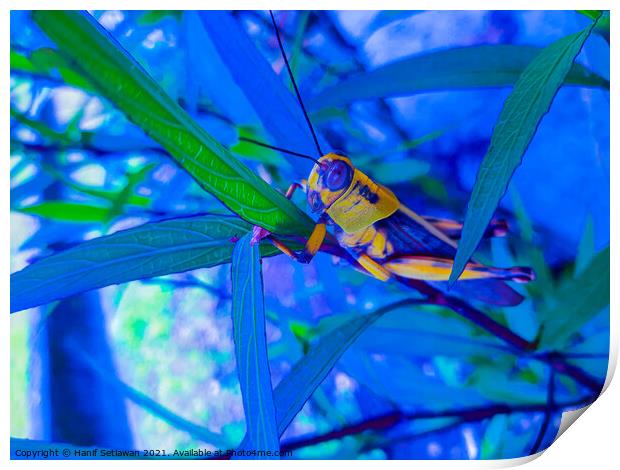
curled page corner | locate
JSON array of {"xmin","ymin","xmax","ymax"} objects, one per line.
[
  {"xmin": 553, "ymin": 335, "xmax": 617, "ymax": 442},
  {"xmin": 556, "ymin": 403, "xmax": 592, "ymax": 440}
]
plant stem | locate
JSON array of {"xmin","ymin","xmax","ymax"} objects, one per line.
[
  {"xmin": 399, "ymin": 278, "xmax": 603, "ymax": 394},
  {"xmin": 530, "ymin": 367, "xmax": 556, "ymax": 454},
  {"xmin": 279, "ymin": 397, "xmax": 591, "ymax": 454}
]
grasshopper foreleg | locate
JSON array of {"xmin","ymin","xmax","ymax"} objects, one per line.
[
  {"xmin": 285, "ymin": 181, "xmax": 306, "ymax": 199},
  {"xmin": 267, "ymin": 215, "xmax": 327, "ymax": 264},
  {"xmin": 259, "ymin": 178, "xmax": 325, "ymax": 265}
]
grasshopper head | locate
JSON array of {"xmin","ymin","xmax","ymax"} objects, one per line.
[{"xmin": 306, "ymin": 153, "xmax": 354, "ymax": 213}]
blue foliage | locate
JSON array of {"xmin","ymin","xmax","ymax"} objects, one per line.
[
  {"xmin": 231, "ymin": 234, "xmax": 279, "ymax": 458},
  {"xmin": 10, "ymin": 9, "xmax": 609, "ymax": 461}
]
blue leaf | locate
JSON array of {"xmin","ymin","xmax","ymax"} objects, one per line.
[
  {"xmin": 198, "ymin": 11, "xmax": 328, "ymax": 160},
  {"xmin": 318, "ymin": 306, "xmax": 512, "ymax": 359},
  {"xmin": 539, "ymin": 246, "xmax": 610, "ymax": 350},
  {"xmin": 10, "ymin": 215, "xmax": 280, "ymax": 313},
  {"xmin": 340, "ymin": 353, "xmax": 485, "ymax": 408},
  {"xmin": 234, "ymin": 299, "xmax": 425, "ymax": 450},
  {"xmin": 181, "ymin": 11, "xmax": 260, "ymax": 125},
  {"xmin": 308, "ymin": 44, "xmax": 609, "ymax": 111},
  {"xmin": 231, "ymin": 234, "xmax": 279, "ymax": 459},
  {"xmin": 449, "ymin": 19, "xmax": 601, "ymax": 286}
]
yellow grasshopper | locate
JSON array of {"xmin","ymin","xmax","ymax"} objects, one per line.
[{"xmin": 248, "ymin": 12, "xmax": 534, "ymax": 306}]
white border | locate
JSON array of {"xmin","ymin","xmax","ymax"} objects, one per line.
[{"xmin": 4, "ymin": 1, "xmax": 617, "ymax": 467}]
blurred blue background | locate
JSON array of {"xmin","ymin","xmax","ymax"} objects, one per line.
[{"xmin": 10, "ymin": 10, "xmax": 609, "ymax": 459}]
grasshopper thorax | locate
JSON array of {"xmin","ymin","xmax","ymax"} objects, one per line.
[{"xmin": 306, "ymin": 152, "xmax": 401, "ymax": 234}]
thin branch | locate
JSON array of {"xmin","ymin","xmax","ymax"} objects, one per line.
[
  {"xmin": 278, "ymin": 398, "xmax": 591, "ymax": 454},
  {"xmin": 530, "ymin": 367, "xmax": 556, "ymax": 454},
  {"xmin": 399, "ymin": 278, "xmax": 604, "ymax": 394},
  {"xmin": 11, "ymin": 139, "xmax": 169, "ymax": 158}
]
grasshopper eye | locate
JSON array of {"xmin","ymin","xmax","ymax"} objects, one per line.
[{"xmin": 325, "ymin": 160, "xmax": 352, "ymax": 191}]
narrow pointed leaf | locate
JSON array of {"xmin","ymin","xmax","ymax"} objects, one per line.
[
  {"xmin": 321, "ymin": 307, "xmax": 513, "ymax": 358},
  {"xmin": 198, "ymin": 11, "xmax": 329, "ymax": 158},
  {"xmin": 231, "ymin": 234, "xmax": 279, "ymax": 459},
  {"xmin": 16, "ymin": 201, "xmax": 111, "ymax": 223},
  {"xmin": 308, "ymin": 45, "xmax": 608, "ymax": 110},
  {"xmin": 448, "ymin": 19, "xmax": 600, "ymax": 285},
  {"xmin": 577, "ymin": 10, "xmax": 610, "ymax": 42},
  {"xmin": 32, "ymin": 10, "xmax": 313, "ymax": 236},
  {"xmin": 539, "ymin": 246, "xmax": 610, "ymax": 350},
  {"xmin": 10, "ymin": 215, "xmax": 279, "ymax": 313},
  {"xmin": 238, "ymin": 299, "xmax": 421, "ymax": 447},
  {"xmin": 10, "ymin": 46, "xmax": 94, "ymax": 91},
  {"xmin": 574, "ymin": 216, "xmax": 595, "ymax": 277},
  {"xmin": 577, "ymin": 10, "xmax": 602, "ymax": 20}
]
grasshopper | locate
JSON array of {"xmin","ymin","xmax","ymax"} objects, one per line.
[{"xmin": 247, "ymin": 12, "xmax": 534, "ymax": 306}]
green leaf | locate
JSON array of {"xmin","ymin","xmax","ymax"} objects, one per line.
[
  {"xmin": 539, "ymin": 246, "xmax": 610, "ymax": 350},
  {"xmin": 32, "ymin": 10, "xmax": 313, "ymax": 236},
  {"xmin": 577, "ymin": 10, "xmax": 602, "ymax": 20},
  {"xmin": 31, "ymin": 47, "xmax": 95, "ymax": 90},
  {"xmin": 10, "ymin": 215, "xmax": 280, "ymax": 313},
  {"xmin": 10, "ymin": 107, "xmax": 74, "ymax": 145},
  {"xmin": 107, "ymin": 164, "xmax": 155, "ymax": 218},
  {"xmin": 13, "ymin": 158, "xmax": 153, "ymax": 223},
  {"xmin": 448, "ymin": 20, "xmax": 601, "ymax": 286},
  {"xmin": 10, "ymin": 48, "xmax": 38, "ymax": 73},
  {"xmin": 137, "ymin": 10, "xmax": 182, "ymax": 25},
  {"xmin": 36, "ymin": 159, "xmax": 151, "ymax": 208},
  {"xmin": 308, "ymin": 44, "xmax": 609, "ymax": 110},
  {"xmin": 16, "ymin": 201, "xmax": 111, "ymax": 223},
  {"xmin": 231, "ymin": 234, "xmax": 279, "ymax": 459},
  {"xmin": 11, "ymin": 46, "xmax": 94, "ymax": 91}
]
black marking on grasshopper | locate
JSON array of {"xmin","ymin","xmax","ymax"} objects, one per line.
[
  {"xmin": 342, "ymin": 199, "xmax": 362, "ymax": 213},
  {"xmin": 358, "ymin": 184, "xmax": 379, "ymax": 204}
]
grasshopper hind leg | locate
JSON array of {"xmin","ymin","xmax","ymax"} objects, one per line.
[
  {"xmin": 423, "ymin": 216, "xmax": 509, "ymax": 239},
  {"xmin": 383, "ymin": 255, "xmax": 535, "ymax": 283}
]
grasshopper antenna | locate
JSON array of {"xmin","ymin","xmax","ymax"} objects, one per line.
[
  {"xmin": 269, "ymin": 10, "xmax": 324, "ymax": 159},
  {"xmin": 239, "ymin": 136, "xmax": 321, "ymax": 165}
]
